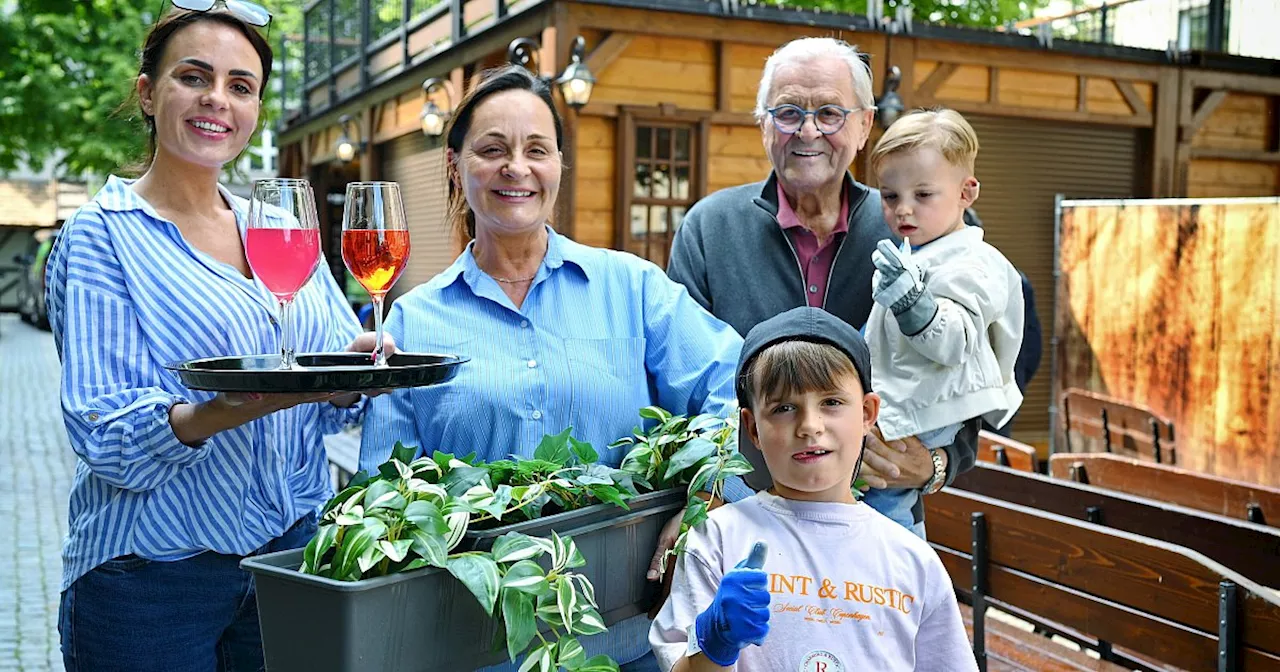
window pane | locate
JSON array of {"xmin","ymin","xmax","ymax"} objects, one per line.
[
  {"xmin": 650, "ymin": 205, "xmax": 669, "ymax": 234},
  {"xmin": 634, "ymin": 164, "xmax": 651, "ymax": 199},
  {"xmin": 656, "ymin": 128, "xmax": 671, "ymax": 159},
  {"xmin": 671, "ymin": 205, "xmax": 687, "ymax": 231},
  {"xmin": 675, "ymin": 129, "xmax": 690, "ymax": 160},
  {"xmin": 636, "ymin": 127, "xmax": 652, "ymax": 159},
  {"xmin": 674, "ymin": 166, "xmax": 690, "ymax": 201},
  {"xmin": 630, "ymin": 205, "xmax": 649, "ymax": 237},
  {"xmin": 652, "ymin": 164, "xmax": 671, "ymax": 199}
]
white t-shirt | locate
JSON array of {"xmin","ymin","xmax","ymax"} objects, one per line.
[{"xmin": 650, "ymin": 492, "xmax": 977, "ymax": 672}]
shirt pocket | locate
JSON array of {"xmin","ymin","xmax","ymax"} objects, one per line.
[{"xmin": 565, "ymin": 338, "xmax": 649, "ymax": 450}]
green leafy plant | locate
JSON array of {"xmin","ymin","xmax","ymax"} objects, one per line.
[
  {"xmin": 300, "ymin": 407, "xmax": 753, "ymax": 670},
  {"xmin": 612, "ymin": 406, "xmax": 754, "ymax": 565}
]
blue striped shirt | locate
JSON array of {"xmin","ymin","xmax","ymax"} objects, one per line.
[
  {"xmin": 47, "ymin": 176, "xmax": 365, "ymax": 590},
  {"xmin": 359, "ymin": 228, "xmax": 744, "ymax": 666}
]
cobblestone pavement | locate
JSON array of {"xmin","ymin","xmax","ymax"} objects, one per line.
[{"xmin": 1, "ymin": 314, "xmax": 75, "ymax": 671}]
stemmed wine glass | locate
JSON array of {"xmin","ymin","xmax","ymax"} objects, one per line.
[
  {"xmin": 341, "ymin": 181, "xmax": 411, "ymax": 367},
  {"xmin": 244, "ymin": 178, "xmax": 322, "ymax": 370}
]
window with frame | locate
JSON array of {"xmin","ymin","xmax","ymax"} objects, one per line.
[
  {"xmin": 1177, "ymin": 0, "xmax": 1229, "ymax": 51},
  {"xmin": 618, "ymin": 112, "xmax": 706, "ymax": 267}
]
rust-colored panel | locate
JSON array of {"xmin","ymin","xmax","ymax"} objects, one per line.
[{"xmin": 1056, "ymin": 199, "xmax": 1280, "ymax": 485}]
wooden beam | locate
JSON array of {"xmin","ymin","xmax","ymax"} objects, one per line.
[
  {"xmin": 943, "ymin": 99, "xmax": 1153, "ymax": 128},
  {"xmin": 580, "ymin": 102, "xmax": 756, "ymax": 127},
  {"xmin": 1185, "ymin": 69, "xmax": 1280, "ymax": 97},
  {"xmin": 554, "ymin": 2, "xmax": 578, "ymax": 240},
  {"xmin": 1077, "ymin": 75, "xmax": 1088, "ymax": 113},
  {"xmin": 1188, "ymin": 148, "xmax": 1280, "ymax": 163},
  {"xmin": 914, "ymin": 62, "xmax": 958, "ymax": 101},
  {"xmin": 1115, "ymin": 79, "xmax": 1147, "ymax": 116},
  {"xmin": 914, "ymin": 39, "xmax": 1162, "ymax": 84},
  {"xmin": 1151, "ymin": 69, "xmax": 1181, "ymax": 198},
  {"xmin": 1181, "ymin": 89, "xmax": 1228, "ymax": 140},
  {"xmin": 584, "ymin": 31, "xmax": 633, "ymax": 75},
  {"xmin": 988, "ymin": 66, "xmax": 999, "ymax": 105},
  {"xmin": 716, "ymin": 41, "xmax": 731, "ymax": 113}
]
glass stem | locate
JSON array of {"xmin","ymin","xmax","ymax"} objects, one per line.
[
  {"xmin": 280, "ymin": 298, "xmax": 296, "ymax": 369},
  {"xmin": 371, "ymin": 295, "xmax": 386, "ymax": 367}
]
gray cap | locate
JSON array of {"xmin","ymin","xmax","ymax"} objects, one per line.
[{"xmin": 735, "ymin": 307, "xmax": 872, "ymax": 405}]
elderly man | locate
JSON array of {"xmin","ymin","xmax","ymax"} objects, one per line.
[{"xmin": 665, "ymin": 37, "xmax": 979, "ymax": 536}]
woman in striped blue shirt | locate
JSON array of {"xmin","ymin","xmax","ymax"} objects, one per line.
[
  {"xmin": 358, "ymin": 66, "xmax": 746, "ymax": 671},
  {"xmin": 47, "ymin": 8, "xmax": 385, "ymax": 671}
]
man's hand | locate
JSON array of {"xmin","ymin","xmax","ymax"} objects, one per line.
[{"xmin": 857, "ymin": 427, "xmax": 943, "ymax": 491}]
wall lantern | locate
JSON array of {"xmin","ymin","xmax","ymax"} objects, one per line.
[
  {"xmin": 876, "ymin": 66, "xmax": 905, "ymax": 129},
  {"xmin": 507, "ymin": 35, "xmax": 596, "ymax": 110},
  {"xmin": 335, "ymin": 114, "xmax": 364, "ymax": 163},
  {"xmin": 420, "ymin": 77, "xmax": 454, "ymax": 138}
]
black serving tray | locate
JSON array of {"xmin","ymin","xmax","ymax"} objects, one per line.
[{"xmin": 166, "ymin": 352, "xmax": 468, "ymax": 393}]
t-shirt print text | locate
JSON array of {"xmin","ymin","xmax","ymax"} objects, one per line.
[{"xmin": 769, "ymin": 573, "xmax": 917, "ymax": 626}]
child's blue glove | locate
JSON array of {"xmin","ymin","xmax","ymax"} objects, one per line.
[
  {"xmin": 872, "ymin": 238, "xmax": 938, "ymax": 336},
  {"xmin": 694, "ymin": 541, "xmax": 771, "ymax": 666}
]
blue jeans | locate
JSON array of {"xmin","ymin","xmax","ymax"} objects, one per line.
[{"xmin": 59, "ymin": 512, "xmax": 318, "ymax": 672}]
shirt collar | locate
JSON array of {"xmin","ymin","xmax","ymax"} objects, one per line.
[
  {"xmin": 96, "ymin": 175, "xmax": 247, "ymax": 225},
  {"xmin": 440, "ymin": 225, "xmax": 592, "ymax": 291},
  {"xmin": 775, "ymin": 182, "xmax": 850, "ymax": 236}
]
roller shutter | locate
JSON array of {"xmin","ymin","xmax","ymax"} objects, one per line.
[
  {"xmin": 966, "ymin": 115, "xmax": 1142, "ymax": 445},
  {"xmin": 381, "ymin": 133, "xmax": 452, "ymax": 302}
]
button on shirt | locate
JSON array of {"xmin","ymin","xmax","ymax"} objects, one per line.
[
  {"xmin": 359, "ymin": 227, "xmax": 745, "ymax": 666},
  {"xmin": 776, "ymin": 183, "xmax": 850, "ymax": 308},
  {"xmin": 46, "ymin": 176, "xmax": 366, "ymax": 590}
]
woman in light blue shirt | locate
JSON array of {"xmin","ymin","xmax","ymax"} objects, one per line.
[
  {"xmin": 359, "ymin": 66, "xmax": 745, "ymax": 671},
  {"xmin": 47, "ymin": 8, "xmax": 382, "ymax": 671}
]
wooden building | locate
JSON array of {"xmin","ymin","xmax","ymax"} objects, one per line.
[{"xmin": 278, "ymin": 0, "xmax": 1280, "ymax": 445}]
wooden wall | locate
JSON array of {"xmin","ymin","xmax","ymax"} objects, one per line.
[
  {"xmin": 574, "ymin": 115, "xmax": 615, "ymax": 248},
  {"xmin": 1055, "ymin": 199, "xmax": 1280, "ymax": 486},
  {"xmin": 1177, "ymin": 70, "xmax": 1280, "ymax": 199}
]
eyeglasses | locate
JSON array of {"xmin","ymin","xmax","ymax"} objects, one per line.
[
  {"xmin": 157, "ymin": 0, "xmax": 273, "ymax": 31},
  {"xmin": 766, "ymin": 104, "xmax": 862, "ymax": 135}
]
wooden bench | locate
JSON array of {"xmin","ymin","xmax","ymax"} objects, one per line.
[
  {"xmin": 926, "ymin": 488, "xmax": 1280, "ymax": 671},
  {"xmin": 1060, "ymin": 388, "xmax": 1176, "ymax": 464},
  {"xmin": 952, "ymin": 462, "xmax": 1280, "ymax": 588},
  {"xmin": 978, "ymin": 431, "xmax": 1039, "ymax": 473},
  {"xmin": 1050, "ymin": 453, "xmax": 1280, "ymax": 527},
  {"xmin": 958, "ymin": 603, "xmax": 1130, "ymax": 671}
]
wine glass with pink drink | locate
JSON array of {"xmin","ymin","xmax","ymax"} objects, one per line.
[{"xmin": 244, "ymin": 178, "xmax": 322, "ymax": 370}]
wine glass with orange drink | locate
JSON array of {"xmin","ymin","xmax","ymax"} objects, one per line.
[{"xmin": 341, "ymin": 182, "xmax": 411, "ymax": 368}]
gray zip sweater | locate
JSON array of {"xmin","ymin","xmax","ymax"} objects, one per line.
[{"xmin": 667, "ymin": 172, "xmax": 978, "ymax": 524}]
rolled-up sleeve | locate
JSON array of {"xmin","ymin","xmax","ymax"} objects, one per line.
[{"xmin": 51, "ymin": 212, "xmax": 209, "ymax": 492}]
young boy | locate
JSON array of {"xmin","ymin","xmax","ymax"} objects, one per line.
[
  {"xmin": 650, "ymin": 307, "xmax": 977, "ymax": 672},
  {"xmin": 860, "ymin": 108, "xmax": 1024, "ymax": 535}
]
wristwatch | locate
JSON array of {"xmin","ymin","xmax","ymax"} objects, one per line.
[{"xmin": 921, "ymin": 448, "xmax": 947, "ymax": 495}]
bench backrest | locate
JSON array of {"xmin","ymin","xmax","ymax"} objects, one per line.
[
  {"xmin": 953, "ymin": 462, "xmax": 1280, "ymax": 588},
  {"xmin": 1061, "ymin": 387, "xmax": 1176, "ymax": 463},
  {"xmin": 1050, "ymin": 453, "xmax": 1280, "ymax": 526},
  {"xmin": 926, "ymin": 488, "xmax": 1280, "ymax": 670},
  {"xmin": 976, "ymin": 431, "xmax": 1038, "ymax": 473}
]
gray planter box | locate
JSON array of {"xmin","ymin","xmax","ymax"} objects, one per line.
[{"xmin": 242, "ymin": 489, "xmax": 684, "ymax": 671}]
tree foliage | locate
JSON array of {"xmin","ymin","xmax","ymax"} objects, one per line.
[{"xmin": 0, "ymin": 0, "xmax": 301, "ymax": 178}]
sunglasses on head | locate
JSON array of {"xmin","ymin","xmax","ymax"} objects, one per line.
[{"xmin": 158, "ymin": 0, "xmax": 273, "ymax": 33}]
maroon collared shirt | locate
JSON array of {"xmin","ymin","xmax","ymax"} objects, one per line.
[{"xmin": 775, "ymin": 183, "xmax": 850, "ymax": 308}]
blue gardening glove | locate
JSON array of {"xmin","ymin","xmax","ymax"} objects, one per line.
[
  {"xmin": 694, "ymin": 541, "xmax": 771, "ymax": 666},
  {"xmin": 871, "ymin": 238, "xmax": 938, "ymax": 336}
]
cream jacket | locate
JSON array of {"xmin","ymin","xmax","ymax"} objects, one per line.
[{"xmin": 867, "ymin": 227, "xmax": 1024, "ymax": 441}]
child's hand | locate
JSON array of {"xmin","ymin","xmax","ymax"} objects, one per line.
[
  {"xmin": 694, "ymin": 541, "xmax": 771, "ymax": 666},
  {"xmin": 871, "ymin": 239, "xmax": 938, "ymax": 335}
]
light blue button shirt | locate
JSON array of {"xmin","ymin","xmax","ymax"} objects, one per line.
[
  {"xmin": 360, "ymin": 228, "xmax": 746, "ymax": 666},
  {"xmin": 47, "ymin": 176, "xmax": 365, "ymax": 590}
]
